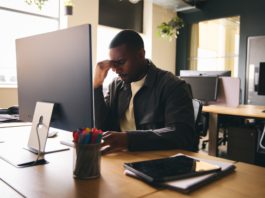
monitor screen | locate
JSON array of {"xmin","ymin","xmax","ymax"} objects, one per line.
[
  {"xmin": 258, "ymin": 62, "xmax": 265, "ymax": 96},
  {"xmin": 180, "ymin": 76, "xmax": 219, "ymax": 103},
  {"xmin": 180, "ymin": 70, "xmax": 231, "ymax": 77},
  {"xmin": 16, "ymin": 24, "xmax": 94, "ymax": 131},
  {"xmin": 99, "ymin": 0, "xmax": 143, "ymax": 32}
]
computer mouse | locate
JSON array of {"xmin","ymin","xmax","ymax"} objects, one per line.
[
  {"xmin": 7, "ymin": 106, "xmax": 19, "ymax": 115},
  {"xmin": 48, "ymin": 131, "xmax": 58, "ymax": 138}
]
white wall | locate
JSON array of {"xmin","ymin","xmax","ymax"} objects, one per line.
[
  {"xmin": 66, "ymin": 0, "xmax": 99, "ymax": 67},
  {"xmin": 0, "ymin": 88, "xmax": 18, "ymax": 108},
  {"xmin": 151, "ymin": 4, "xmax": 176, "ymax": 74},
  {"xmin": 143, "ymin": 1, "xmax": 176, "ymax": 74}
]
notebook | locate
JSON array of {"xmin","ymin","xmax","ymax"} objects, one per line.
[
  {"xmin": 124, "ymin": 153, "xmax": 236, "ymax": 193},
  {"xmin": 124, "ymin": 155, "xmax": 221, "ymax": 182}
]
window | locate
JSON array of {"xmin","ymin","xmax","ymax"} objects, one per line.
[
  {"xmin": 0, "ymin": 0, "xmax": 60, "ymax": 87},
  {"xmin": 188, "ymin": 16, "xmax": 240, "ymax": 77}
]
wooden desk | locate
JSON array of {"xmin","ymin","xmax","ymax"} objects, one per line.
[
  {"xmin": 0, "ymin": 179, "xmax": 23, "ymax": 198},
  {"xmin": 0, "ymin": 126, "xmax": 264, "ymax": 197},
  {"xmin": 203, "ymin": 104, "xmax": 265, "ymax": 156},
  {"xmin": 141, "ymin": 162, "xmax": 265, "ymax": 198}
]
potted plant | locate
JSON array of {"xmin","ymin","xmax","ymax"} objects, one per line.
[
  {"xmin": 64, "ymin": 0, "xmax": 74, "ymax": 15},
  {"xmin": 157, "ymin": 16, "xmax": 184, "ymax": 41},
  {"xmin": 25, "ymin": 0, "xmax": 48, "ymax": 9}
]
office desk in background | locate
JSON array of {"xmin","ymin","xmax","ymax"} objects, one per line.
[
  {"xmin": 203, "ymin": 104, "xmax": 265, "ymax": 156},
  {"xmin": 0, "ymin": 126, "xmax": 265, "ymax": 197}
]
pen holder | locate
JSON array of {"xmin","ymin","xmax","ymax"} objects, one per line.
[{"xmin": 73, "ymin": 143, "xmax": 101, "ymax": 179}]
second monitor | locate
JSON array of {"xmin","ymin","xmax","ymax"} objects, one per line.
[{"xmin": 180, "ymin": 76, "xmax": 219, "ymax": 104}]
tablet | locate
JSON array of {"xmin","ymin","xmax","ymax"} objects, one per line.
[{"xmin": 124, "ymin": 155, "xmax": 221, "ymax": 182}]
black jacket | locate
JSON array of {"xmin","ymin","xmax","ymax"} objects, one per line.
[{"xmin": 94, "ymin": 61, "xmax": 198, "ymax": 151}]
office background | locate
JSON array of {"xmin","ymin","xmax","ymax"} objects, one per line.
[{"xmin": 177, "ymin": 0, "xmax": 265, "ymax": 104}]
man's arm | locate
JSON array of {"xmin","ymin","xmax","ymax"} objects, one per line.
[
  {"xmin": 101, "ymin": 81, "xmax": 198, "ymax": 154},
  {"xmin": 94, "ymin": 60, "xmax": 112, "ymax": 130},
  {"xmin": 127, "ymin": 82, "xmax": 197, "ymax": 151}
]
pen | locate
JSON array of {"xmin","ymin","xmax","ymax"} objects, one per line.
[{"xmin": 72, "ymin": 127, "xmax": 103, "ymax": 144}]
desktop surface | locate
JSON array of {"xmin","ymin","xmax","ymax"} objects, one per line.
[{"xmin": 0, "ymin": 126, "xmax": 265, "ymax": 197}]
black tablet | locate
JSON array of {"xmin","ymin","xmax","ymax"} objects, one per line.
[{"xmin": 124, "ymin": 155, "xmax": 221, "ymax": 182}]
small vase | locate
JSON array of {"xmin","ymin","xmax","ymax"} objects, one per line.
[{"xmin": 65, "ymin": 5, "xmax": 73, "ymax": 15}]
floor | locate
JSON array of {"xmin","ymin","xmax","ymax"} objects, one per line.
[
  {"xmin": 199, "ymin": 134, "xmax": 265, "ymax": 168},
  {"xmin": 199, "ymin": 135, "xmax": 228, "ymax": 158}
]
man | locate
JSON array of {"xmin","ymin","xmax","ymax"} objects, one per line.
[{"xmin": 94, "ymin": 30, "xmax": 197, "ymax": 154}]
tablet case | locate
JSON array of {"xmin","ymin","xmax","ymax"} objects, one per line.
[
  {"xmin": 124, "ymin": 155, "xmax": 221, "ymax": 182},
  {"xmin": 124, "ymin": 153, "xmax": 236, "ymax": 193}
]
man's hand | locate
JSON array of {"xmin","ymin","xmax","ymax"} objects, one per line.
[
  {"xmin": 101, "ymin": 131, "xmax": 128, "ymax": 155},
  {"xmin": 93, "ymin": 60, "xmax": 112, "ymax": 88}
]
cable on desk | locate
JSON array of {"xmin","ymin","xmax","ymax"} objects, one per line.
[
  {"xmin": 33, "ymin": 116, "xmax": 43, "ymax": 165},
  {"xmin": 0, "ymin": 177, "xmax": 26, "ymax": 198}
]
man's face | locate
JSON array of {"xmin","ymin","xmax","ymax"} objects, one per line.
[{"xmin": 109, "ymin": 44, "xmax": 145, "ymax": 83}]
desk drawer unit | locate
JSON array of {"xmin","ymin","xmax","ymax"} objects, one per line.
[{"xmin": 227, "ymin": 126, "xmax": 257, "ymax": 164}]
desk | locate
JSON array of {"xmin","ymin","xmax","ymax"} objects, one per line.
[
  {"xmin": 142, "ymin": 162, "xmax": 265, "ymax": 198},
  {"xmin": 0, "ymin": 126, "xmax": 265, "ymax": 197},
  {"xmin": 0, "ymin": 179, "xmax": 23, "ymax": 198},
  {"xmin": 203, "ymin": 105, "xmax": 265, "ymax": 156}
]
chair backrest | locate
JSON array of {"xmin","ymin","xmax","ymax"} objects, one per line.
[
  {"xmin": 192, "ymin": 99, "xmax": 203, "ymax": 152},
  {"xmin": 192, "ymin": 99, "xmax": 203, "ymax": 128}
]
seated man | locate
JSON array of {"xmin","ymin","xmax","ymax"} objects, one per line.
[{"xmin": 94, "ymin": 30, "xmax": 198, "ymax": 154}]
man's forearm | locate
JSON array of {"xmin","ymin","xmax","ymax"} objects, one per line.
[{"xmin": 126, "ymin": 125, "xmax": 197, "ymax": 151}]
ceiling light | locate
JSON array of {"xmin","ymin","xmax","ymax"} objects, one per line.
[{"xmin": 129, "ymin": 0, "xmax": 141, "ymax": 4}]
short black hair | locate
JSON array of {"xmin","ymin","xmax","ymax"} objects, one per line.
[{"xmin": 109, "ymin": 30, "xmax": 144, "ymax": 50}]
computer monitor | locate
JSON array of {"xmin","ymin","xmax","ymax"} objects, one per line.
[
  {"xmin": 180, "ymin": 76, "xmax": 219, "ymax": 104},
  {"xmin": 16, "ymin": 24, "xmax": 94, "ymax": 132},
  {"xmin": 180, "ymin": 70, "xmax": 231, "ymax": 77},
  {"xmin": 258, "ymin": 62, "xmax": 265, "ymax": 96}
]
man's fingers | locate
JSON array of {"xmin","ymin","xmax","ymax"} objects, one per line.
[
  {"xmin": 101, "ymin": 145, "xmax": 123, "ymax": 155},
  {"xmin": 100, "ymin": 145, "xmax": 111, "ymax": 155},
  {"xmin": 98, "ymin": 60, "xmax": 112, "ymax": 70},
  {"xmin": 102, "ymin": 131, "xmax": 111, "ymax": 137}
]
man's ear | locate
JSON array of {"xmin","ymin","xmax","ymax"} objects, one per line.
[{"xmin": 138, "ymin": 48, "xmax": 145, "ymax": 60}]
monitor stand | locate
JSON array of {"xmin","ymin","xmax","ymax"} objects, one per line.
[
  {"xmin": 26, "ymin": 102, "xmax": 54, "ymax": 153},
  {"xmin": 25, "ymin": 102, "xmax": 69, "ymax": 154}
]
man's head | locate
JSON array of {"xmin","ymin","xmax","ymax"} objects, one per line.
[{"xmin": 109, "ymin": 30, "xmax": 146, "ymax": 83}]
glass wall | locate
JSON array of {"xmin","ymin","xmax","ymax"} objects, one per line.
[{"xmin": 188, "ymin": 16, "xmax": 240, "ymax": 77}]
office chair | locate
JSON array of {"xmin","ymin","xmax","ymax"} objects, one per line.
[
  {"xmin": 201, "ymin": 115, "xmax": 232, "ymax": 150},
  {"xmin": 185, "ymin": 83, "xmax": 208, "ymax": 150},
  {"xmin": 192, "ymin": 99, "xmax": 203, "ymax": 151}
]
